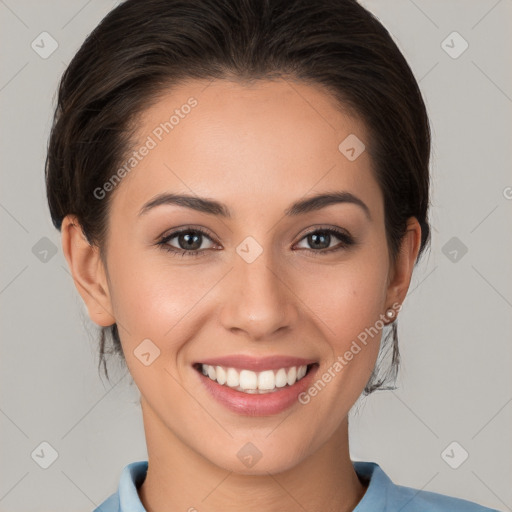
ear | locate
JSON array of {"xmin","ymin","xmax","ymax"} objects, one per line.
[
  {"xmin": 385, "ymin": 217, "xmax": 422, "ymax": 311},
  {"xmin": 61, "ymin": 215, "xmax": 115, "ymax": 327}
]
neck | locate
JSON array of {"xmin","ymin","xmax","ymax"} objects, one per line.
[{"xmin": 138, "ymin": 400, "xmax": 367, "ymax": 512}]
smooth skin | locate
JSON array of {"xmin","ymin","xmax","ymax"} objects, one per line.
[{"xmin": 61, "ymin": 78, "xmax": 421, "ymax": 512}]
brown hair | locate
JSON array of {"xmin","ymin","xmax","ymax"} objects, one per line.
[{"xmin": 45, "ymin": 0, "xmax": 431, "ymax": 394}]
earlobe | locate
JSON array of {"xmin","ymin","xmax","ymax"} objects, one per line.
[
  {"xmin": 61, "ymin": 215, "xmax": 116, "ymax": 327},
  {"xmin": 386, "ymin": 217, "xmax": 422, "ymax": 308}
]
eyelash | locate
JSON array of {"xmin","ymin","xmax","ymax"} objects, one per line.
[{"xmin": 156, "ymin": 226, "xmax": 355, "ymax": 258}]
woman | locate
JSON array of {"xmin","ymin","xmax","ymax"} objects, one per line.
[{"xmin": 45, "ymin": 0, "xmax": 499, "ymax": 510}]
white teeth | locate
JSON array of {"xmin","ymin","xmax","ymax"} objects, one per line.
[
  {"xmin": 226, "ymin": 367, "xmax": 239, "ymax": 387},
  {"xmin": 258, "ymin": 370, "xmax": 275, "ymax": 390},
  {"xmin": 275, "ymin": 368, "xmax": 288, "ymax": 388},
  {"xmin": 199, "ymin": 363, "xmax": 310, "ymax": 393},
  {"xmin": 286, "ymin": 366, "xmax": 297, "ymax": 386},
  {"xmin": 216, "ymin": 366, "xmax": 226, "ymax": 385},
  {"xmin": 297, "ymin": 365, "xmax": 307, "ymax": 380},
  {"xmin": 239, "ymin": 369, "xmax": 258, "ymax": 390}
]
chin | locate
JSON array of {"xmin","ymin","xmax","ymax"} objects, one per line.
[{"xmin": 198, "ymin": 435, "xmax": 314, "ymax": 476}]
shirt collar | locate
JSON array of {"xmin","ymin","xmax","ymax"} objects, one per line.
[
  {"xmin": 118, "ymin": 460, "xmax": 148, "ymax": 512},
  {"xmin": 352, "ymin": 460, "xmax": 391, "ymax": 510},
  {"xmin": 113, "ymin": 460, "xmax": 387, "ymax": 512}
]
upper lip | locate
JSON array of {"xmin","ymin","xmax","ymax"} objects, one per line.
[{"xmin": 195, "ymin": 355, "xmax": 317, "ymax": 372}]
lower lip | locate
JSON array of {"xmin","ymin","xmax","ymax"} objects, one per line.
[{"xmin": 195, "ymin": 364, "xmax": 319, "ymax": 416}]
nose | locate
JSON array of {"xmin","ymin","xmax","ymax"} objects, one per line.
[{"xmin": 218, "ymin": 251, "xmax": 299, "ymax": 341}]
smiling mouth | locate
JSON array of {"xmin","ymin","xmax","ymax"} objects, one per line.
[{"xmin": 193, "ymin": 362, "xmax": 319, "ymax": 394}]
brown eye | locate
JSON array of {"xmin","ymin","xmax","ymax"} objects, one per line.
[
  {"xmin": 157, "ymin": 228, "xmax": 216, "ymax": 257},
  {"xmin": 295, "ymin": 228, "xmax": 355, "ymax": 254}
]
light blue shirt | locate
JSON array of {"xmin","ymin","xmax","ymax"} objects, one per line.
[{"xmin": 93, "ymin": 460, "xmax": 499, "ymax": 511}]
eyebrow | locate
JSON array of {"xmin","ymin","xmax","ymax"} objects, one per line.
[{"xmin": 138, "ymin": 191, "xmax": 371, "ymax": 221}]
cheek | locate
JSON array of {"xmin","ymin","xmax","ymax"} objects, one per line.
[
  {"xmin": 303, "ymin": 258, "xmax": 389, "ymax": 345},
  {"xmin": 106, "ymin": 259, "xmax": 200, "ymax": 396},
  {"xmin": 109, "ymin": 261, "xmax": 192, "ymax": 336},
  {"xmin": 105, "ymin": 243, "xmax": 221, "ymax": 365}
]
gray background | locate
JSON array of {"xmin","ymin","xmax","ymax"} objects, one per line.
[{"xmin": 1, "ymin": 0, "xmax": 511, "ymax": 510}]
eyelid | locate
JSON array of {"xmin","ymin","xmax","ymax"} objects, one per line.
[
  {"xmin": 297, "ymin": 224, "xmax": 352, "ymax": 239},
  {"xmin": 159, "ymin": 224, "xmax": 217, "ymax": 242}
]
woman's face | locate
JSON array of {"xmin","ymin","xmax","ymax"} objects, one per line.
[{"xmin": 75, "ymin": 79, "xmax": 419, "ymax": 473}]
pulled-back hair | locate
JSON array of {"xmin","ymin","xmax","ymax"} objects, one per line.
[{"xmin": 46, "ymin": 0, "xmax": 431, "ymax": 393}]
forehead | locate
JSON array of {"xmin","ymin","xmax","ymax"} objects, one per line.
[{"xmin": 109, "ymin": 78, "xmax": 382, "ymax": 220}]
